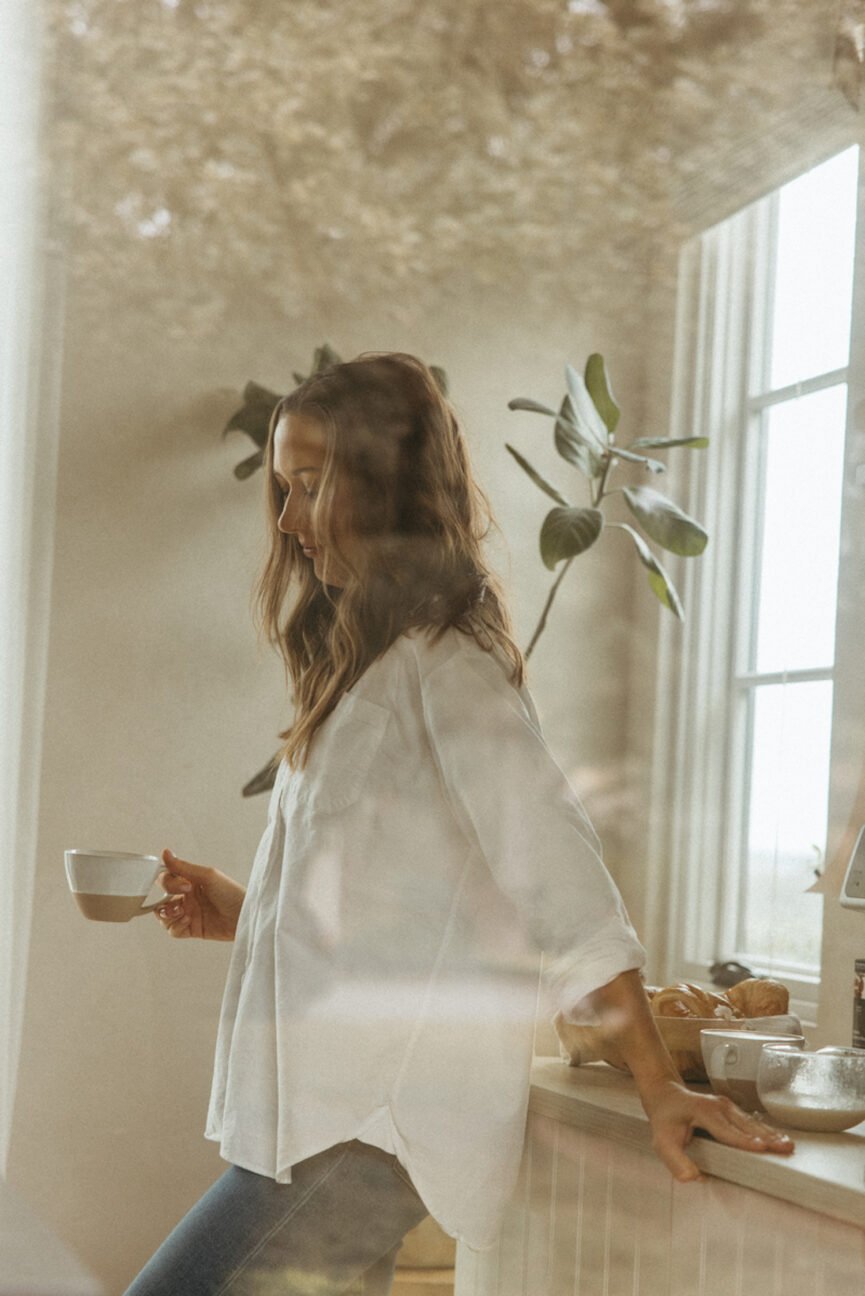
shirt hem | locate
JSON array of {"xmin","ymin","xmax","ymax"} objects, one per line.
[
  {"xmin": 206, "ymin": 1112, "xmax": 511, "ymax": 1252},
  {"xmin": 203, "ymin": 1132, "xmax": 293, "ymax": 1183}
]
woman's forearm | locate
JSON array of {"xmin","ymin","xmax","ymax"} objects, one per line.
[{"xmin": 581, "ymin": 967, "xmax": 682, "ymax": 1106}]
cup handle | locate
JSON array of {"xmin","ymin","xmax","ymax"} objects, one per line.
[
  {"xmin": 707, "ymin": 1041, "xmax": 738, "ymax": 1084},
  {"xmin": 134, "ymin": 894, "xmax": 173, "ymax": 917}
]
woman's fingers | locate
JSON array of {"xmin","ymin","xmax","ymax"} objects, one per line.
[
  {"xmin": 158, "ymin": 849, "xmax": 205, "ymax": 902},
  {"xmin": 156, "ymin": 898, "xmax": 191, "ymax": 936},
  {"xmin": 158, "ymin": 871, "xmax": 193, "ymax": 895},
  {"xmin": 711, "ymin": 1100, "xmax": 795, "ymax": 1152},
  {"xmin": 159, "ymin": 900, "xmax": 185, "ymax": 919},
  {"xmin": 153, "ymin": 852, "xmax": 243, "ymax": 941},
  {"xmin": 650, "ymin": 1091, "xmax": 794, "ymax": 1186},
  {"xmin": 161, "ymin": 849, "xmax": 213, "ymax": 885},
  {"xmin": 652, "ymin": 1133, "xmax": 704, "ymax": 1183},
  {"xmin": 650, "ymin": 1115, "xmax": 704, "ymax": 1182},
  {"xmin": 688, "ymin": 1096, "xmax": 795, "ymax": 1156}
]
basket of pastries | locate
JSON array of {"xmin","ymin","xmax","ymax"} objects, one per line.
[{"xmin": 554, "ymin": 978, "xmax": 796, "ymax": 1082}]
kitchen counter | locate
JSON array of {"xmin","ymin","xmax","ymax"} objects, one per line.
[
  {"xmin": 529, "ymin": 1056, "xmax": 865, "ymax": 1229},
  {"xmin": 455, "ymin": 1058, "xmax": 864, "ymax": 1295}
]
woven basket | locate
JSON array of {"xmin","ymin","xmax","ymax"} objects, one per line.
[{"xmin": 554, "ymin": 1014, "xmax": 800, "ymax": 1083}]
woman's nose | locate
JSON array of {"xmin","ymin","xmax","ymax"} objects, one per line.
[{"xmin": 277, "ymin": 496, "xmax": 302, "ymax": 535}]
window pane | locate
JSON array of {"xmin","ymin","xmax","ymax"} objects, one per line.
[
  {"xmin": 740, "ymin": 681, "xmax": 830, "ymax": 969},
  {"xmin": 769, "ymin": 145, "xmax": 858, "ymax": 391},
  {"xmin": 753, "ymin": 385, "xmax": 846, "ymax": 674}
]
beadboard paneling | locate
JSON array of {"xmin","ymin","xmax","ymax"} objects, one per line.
[{"xmin": 456, "ymin": 1108, "xmax": 865, "ymax": 1296}]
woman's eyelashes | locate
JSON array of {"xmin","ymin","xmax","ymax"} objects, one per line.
[{"xmin": 276, "ymin": 481, "xmax": 318, "ymax": 502}]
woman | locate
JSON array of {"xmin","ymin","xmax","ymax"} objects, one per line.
[{"xmin": 127, "ymin": 353, "xmax": 793, "ymax": 1296}]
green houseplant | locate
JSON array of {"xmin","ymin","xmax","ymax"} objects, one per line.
[{"xmin": 506, "ymin": 353, "xmax": 708, "ymax": 658}]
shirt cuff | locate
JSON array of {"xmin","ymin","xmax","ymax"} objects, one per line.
[{"xmin": 542, "ymin": 915, "xmax": 647, "ymax": 1025}]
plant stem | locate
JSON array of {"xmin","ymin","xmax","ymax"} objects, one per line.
[
  {"xmin": 525, "ymin": 557, "xmax": 575, "ymax": 660},
  {"xmin": 592, "ymin": 447, "xmax": 615, "ymax": 508}
]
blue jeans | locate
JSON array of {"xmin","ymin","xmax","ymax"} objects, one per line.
[{"xmin": 123, "ymin": 1140, "xmax": 431, "ymax": 1296}]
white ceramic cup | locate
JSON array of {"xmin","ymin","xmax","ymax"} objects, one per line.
[
  {"xmin": 64, "ymin": 849, "xmax": 170, "ymax": 923},
  {"xmin": 701, "ymin": 1029, "xmax": 806, "ymax": 1111}
]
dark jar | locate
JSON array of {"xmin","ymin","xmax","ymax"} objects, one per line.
[{"xmin": 854, "ymin": 959, "xmax": 865, "ymax": 1049}]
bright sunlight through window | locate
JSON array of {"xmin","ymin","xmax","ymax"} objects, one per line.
[{"xmin": 739, "ymin": 145, "xmax": 858, "ymax": 972}]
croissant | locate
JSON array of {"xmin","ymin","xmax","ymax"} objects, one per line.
[
  {"xmin": 555, "ymin": 976, "xmax": 791, "ymax": 1082},
  {"xmin": 725, "ymin": 977, "xmax": 788, "ymax": 1018},
  {"xmin": 651, "ymin": 982, "xmax": 743, "ymax": 1021}
]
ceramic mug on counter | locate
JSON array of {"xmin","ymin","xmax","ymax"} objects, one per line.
[
  {"xmin": 64, "ymin": 849, "xmax": 170, "ymax": 922},
  {"xmin": 701, "ymin": 1029, "xmax": 806, "ymax": 1111}
]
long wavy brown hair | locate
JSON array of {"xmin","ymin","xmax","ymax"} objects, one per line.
[{"xmin": 255, "ymin": 351, "xmax": 524, "ymax": 767}]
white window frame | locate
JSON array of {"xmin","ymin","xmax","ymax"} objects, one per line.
[{"xmin": 645, "ymin": 148, "xmax": 862, "ymax": 1024}]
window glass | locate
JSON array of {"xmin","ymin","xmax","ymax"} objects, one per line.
[
  {"xmin": 740, "ymin": 681, "xmax": 831, "ymax": 968},
  {"xmin": 769, "ymin": 146, "xmax": 858, "ymax": 391},
  {"xmin": 753, "ymin": 385, "xmax": 847, "ymax": 674}
]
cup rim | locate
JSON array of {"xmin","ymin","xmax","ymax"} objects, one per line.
[
  {"xmin": 762, "ymin": 1042, "xmax": 865, "ymax": 1058},
  {"xmin": 700, "ymin": 1028, "xmax": 803, "ymax": 1042},
  {"xmin": 65, "ymin": 849, "xmax": 160, "ymax": 864}
]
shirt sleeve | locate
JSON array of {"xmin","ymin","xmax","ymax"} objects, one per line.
[{"xmin": 417, "ymin": 640, "xmax": 646, "ymax": 1022}]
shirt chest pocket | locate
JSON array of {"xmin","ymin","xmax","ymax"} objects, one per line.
[{"xmin": 297, "ymin": 692, "xmax": 391, "ymax": 815}]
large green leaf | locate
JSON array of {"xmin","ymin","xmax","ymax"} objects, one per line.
[
  {"xmin": 555, "ymin": 394, "xmax": 603, "ymax": 479},
  {"xmin": 507, "ymin": 397, "xmax": 602, "ymax": 479},
  {"xmin": 614, "ymin": 524, "xmax": 684, "ymax": 620},
  {"xmin": 540, "ymin": 506, "xmax": 603, "ymax": 570},
  {"xmin": 430, "ymin": 365, "xmax": 449, "ymax": 395},
  {"xmin": 565, "ymin": 364, "xmax": 609, "ymax": 449},
  {"xmin": 223, "ymin": 385, "xmax": 281, "ymax": 449},
  {"xmin": 242, "ymin": 380, "xmax": 281, "ymax": 406},
  {"xmin": 505, "ymin": 445, "xmax": 571, "ymax": 507},
  {"xmin": 629, "ymin": 435, "xmax": 709, "ymax": 450},
  {"xmin": 242, "ymin": 753, "xmax": 281, "ymax": 797},
  {"xmin": 609, "ymin": 445, "xmax": 666, "ymax": 474},
  {"xmin": 312, "ymin": 343, "xmax": 341, "ymax": 372},
  {"xmin": 584, "ymin": 354, "xmax": 620, "ymax": 435},
  {"xmin": 508, "ymin": 397, "xmax": 559, "ymax": 418},
  {"xmin": 234, "ymin": 449, "xmax": 265, "ymax": 480},
  {"xmin": 622, "ymin": 486, "xmax": 708, "ymax": 556}
]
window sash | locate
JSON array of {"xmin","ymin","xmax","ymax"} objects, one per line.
[{"xmin": 644, "ymin": 172, "xmax": 855, "ymax": 1023}]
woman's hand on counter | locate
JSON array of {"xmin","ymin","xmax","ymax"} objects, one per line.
[
  {"xmin": 579, "ymin": 968, "xmax": 795, "ymax": 1182},
  {"xmin": 155, "ymin": 849, "xmax": 246, "ymax": 941},
  {"xmin": 639, "ymin": 1077, "xmax": 795, "ymax": 1183}
]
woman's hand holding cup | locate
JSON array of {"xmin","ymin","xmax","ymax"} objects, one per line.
[{"xmin": 156, "ymin": 849, "xmax": 246, "ymax": 941}]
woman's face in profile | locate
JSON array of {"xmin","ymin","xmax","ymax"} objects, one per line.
[{"xmin": 272, "ymin": 412, "xmax": 357, "ymax": 588}]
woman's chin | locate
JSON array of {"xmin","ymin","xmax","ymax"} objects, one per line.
[{"xmin": 314, "ymin": 555, "xmax": 346, "ymax": 589}]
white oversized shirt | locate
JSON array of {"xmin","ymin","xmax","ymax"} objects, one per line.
[{"xmin": 205, "ymin": 626, "xmax": 645, "ymax": 1250}]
